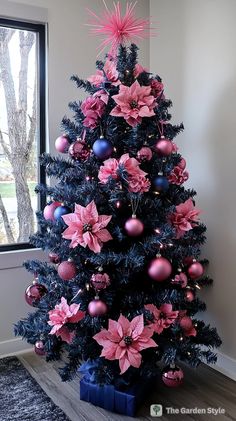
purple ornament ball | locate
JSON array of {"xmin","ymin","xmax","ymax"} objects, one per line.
[
  {"xmin": 125, "ymin": 217, "xmax": 144, "ymax": 237},
  {"xmin": 162, "ymin": 365, "xmax": 184, "ymax": 387},
  {"xmin": 88, "ymin": 299, "xmax": 108, "ymax": 317},
  {"xmin": 58, "ymin": 261, "xmax": 77, "ymax": 281},
  {"xmin": 34, "ymin": 340, "xmax": 46, "ymax": 356},
  {"xmin": 54, "ymin": 205, "xmax": 71, "ymax": 221},
  {"xmin": 188, "ymin": 262, "xmax": 204, "ymax": 279},
  {"xmin": 92, "ymin": 137, "xmax": 113, "ymax": 160},
  {"xmin": 55, "ymin": 135, "xmax": 70, "ymax": 153},
  {"xmin": 25, "ymin": 283, "xmax": 47, "ymax": 307},
  {"xmin": 155, "ymin": 138, "xmax": 173, "ymax": 156},
  {"xmin": 43, "ymin": 201, "xmax": 61, "ymax": 221},
  {"xmin": 148, "ymin": 257, "xmax": 172, "ymax": 282}
]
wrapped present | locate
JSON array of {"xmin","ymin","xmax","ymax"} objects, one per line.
[{"xmin": 80, "ymin": 376, "xmax": 155, "ymax": 416}]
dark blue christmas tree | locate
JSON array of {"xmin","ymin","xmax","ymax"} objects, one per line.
[{"xmin": 15, "ymin": 2, "xmax": 221, "ymax": 392}]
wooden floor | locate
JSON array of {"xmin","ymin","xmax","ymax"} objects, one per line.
[{"xmin": 18, "ymin": 352, "xmax": 236, "ymax": 421}]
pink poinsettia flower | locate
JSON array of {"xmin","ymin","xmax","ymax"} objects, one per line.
[
  {"xmin": 128, "ymin": 174, "xmax": 151, "ymax": 193},
  {"xmin": 168, "ymin": 165, "xmax": 189, "ymax": 186},
  {"xmin": 88, "ymin": 70, "xmax": 104, "ymax": 87},
  {"xmin": 169, "ymin": 199, "xmax": 201, "ymax": 239},
  {"xmin": 93, "ymin": 89, "xmax": 109, "ymax": 104},
  {"xmin": 171, "ymin": 272, "xmax": 188, "ymax": 288},
  {"xmin": 93, "ymin": 314, "xmax": 157, "ymax": 374},
  {"xmin": 134, "ymin": 63, "xmax": 148, "ymax": 78},
  {"xmin": 54, "ymin": 326, "xmax": 75, "ymax": 344},
  {"xmin": 48, "ymin": 297, "xmax": 85, "ymax": 336},
  {"xmin": 110, "ymin": 80, "xmax": 156, "ymax": 127},
  {"xmin": 62, "ymin": 200, "xmax": 113, "ymax": 253},
  {"xmin": 145, "ymin": 303, "xmax": 179, "ymax": 334},
  {"xmin": 88, "ymin": 59, "xmax": 120, "ymax": 87},
  {"xmin": 81, "ymin": 96, "xmax": 105, "ymax": 128},
  {"xmin": 98, "ymin": 158, "xmax": 119, "ymax": 184},
  {"xmin": 150, "ymin": 79, "xmax": 164, "ymax": 98}
]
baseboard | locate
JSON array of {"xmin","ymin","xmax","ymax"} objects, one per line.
[
  {"xmin": 0, "ymin": 338, "xmax": 32, "ymax": 358},
  {"xmin": 210, "ymin": 351, "xmax": 236, "ymax": 381}
]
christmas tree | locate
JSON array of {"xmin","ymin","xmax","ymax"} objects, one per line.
[{"xmin": 15, "ymin": 1, "xmax": 221, "ymax": 398}]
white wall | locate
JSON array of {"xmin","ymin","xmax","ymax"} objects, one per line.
[
  {"xmin": 150, "ymin": 0, "xmax": 236, "ymax": 379},
  {"xmin": 0, "ymin": 0, "xmax": 150, "ymax": 354}
]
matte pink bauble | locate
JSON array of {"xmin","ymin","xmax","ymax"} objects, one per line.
[
  {"xmin": 137, "ymin": 147, "xmax": 152, "ymax": 161},
  {"xmin": 148, "ymin": 257, "xmax": 172, "ymax": 281},
  {"xmin": 34, "ymin": 340, "xmax": 46, "ymax": 356},
  {"xmin": 48, "ymin": 251, "xmax": 61, "ymax": 264},
  {"xmin": 162, "ymin": 365, "xmax": 184, "ymax": 387},
  {"xmin": 55, "ymin": 135, "xmax": 70, "ymax": 153},
  {"xmin": 88, "ymin": 299, "xmax": 108, "ymax": 317},
  {"xmin": 43, "ymin": 202, "xmax": 61, "ymax": 221},
  {"xmin": 179, "ymin": 158, "xmax": 186, "ymax": 169},
  {"xmin": 25, "ymin": 283, "xmax": 47, "ymax": 307},
  {"xmin": 188, "ymin": 262, "xmax": 204, "ymax": 279},
  {"xmin": 180, "ymin": 316, "xmax": 193, "ymax": 331},
  {"xmin": 125, "ymin": 217, "xmax": 144, "ymax": 237},
  {"xmin": 155, "ymin": 138, "xmax": 173, "ymax": 156},
  {"xmin": 186, "ymin": 290, "xmax": 195, "ymax": 302},
  {"xmin": 57, "ymin": 261, "xmax": 77, "ymax": 281},
  {"xmin": 91, "ymin": 273, "xmax": 111, "ymax": 290}
]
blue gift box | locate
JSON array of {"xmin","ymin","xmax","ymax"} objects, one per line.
[{"xmin": 80, "ymin": 377, "xmax": 155, "ymax": 416}]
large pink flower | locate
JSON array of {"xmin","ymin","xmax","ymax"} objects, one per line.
[
  {"xmin": 98, "ymin": 158, "xmax": 119, "ymax": 184},
  {"xmin": 93, "ymin": 314, "xmax": 157, "ymax": 374},
  {"xmin": 168, "ymin": 165, "xmax": 189, "ymax": 185},
  {"xmin": 145, "ymin": 303, "xmax": 179, "ymax": 334},
  {"xmin": 150, "ymin": 79, "xmax": 164, "ymax": 98},
  {"xmin": 48, "ymin": 297, "xmax": 85, "ymax": 338},
  {"xmin": 88, "ymin": 59, "xmax": 120, "ymax": 87},
  {"xmin": 81, "ymin": 96, "xmax": 105, "ymax": 129},
  {"xmin": 128, "ymin": 174, "xmax": 151, "ymax": 193},
  {"xmin": 110, "ymin": 80, "xmax": 156, "ymax": 127},
  {"xmin": 169, "ymin": 199, "xmax": 201, "ymax": 239},
  {"xmin": 62, "ymin": 200, "xmax": 112, "ymax": 253}
]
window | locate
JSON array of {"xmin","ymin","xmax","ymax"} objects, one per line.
[{"xmin": 0, "ymin": 18, "xmax": 46, "ymax": 251}]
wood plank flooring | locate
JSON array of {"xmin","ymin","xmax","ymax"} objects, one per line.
[{"xmin": 18, "ymin": 352, "xmax": 236, "ymax": 421}]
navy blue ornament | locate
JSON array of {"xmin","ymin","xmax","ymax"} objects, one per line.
[
  {"xmin": 93, "ymin": 137, "xmax": 113, "ymax": 160},
  {"xmin": 153, "ymin": 175, "xmax": 169, "ymax": 192},
  {"xmin": 54, "ymin": 205, "xmax": 71, "ymax": 221}
]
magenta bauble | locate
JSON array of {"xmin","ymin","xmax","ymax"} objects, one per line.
[
  {"xmin": 48, "ymin": 251, "xmax": 61, "ymax": 264},
  {"xmin": 25, "ymin": 283, "xmax": 47, "ymax": 307},
  {"xmin": 155, "ymin": 138, "xmax": 173, "ymax": 156},
  {"xmin": 57, "ymin": 261, "xmax": 77, "ymax": 281},
  {"xmin": 55, "ymin": 135, "xmax": 70, "ymax": 153},
  {"xmin": 91, "ymin": 273, "xmax": 111, "ymax": 290},
  {"xmin": 125, "ymin": 217, "xmax": 144, "ymax": 237},
  {"xmin": 186, "ymin": 290, "xmax": 195, "ymax": 302},
  {"xmin": 179, "ymin": 158, "xmax": 186, "ymax": 169},
  {"xmin": 162, "ymin": 365, "xmax": 184, "ymax": 387},
  {"xmin": 68, "ymin": 138, "xmax": 90, "ymax": 160},
  {"xmin": 43, "ymin": 201, "xmax": 61, "ymax": 221},
  {"xmin": 179, "ymin": 316, "xmax": 193, "ymax": 331},
  {"xmin": 34, "ymin": 340, "xmax": 46, "ymax": 356},
  {"xmin": 183, "ymin": 256, "xmax": 194, "ymax": 266},
  {"xmin": 137, "ymin": 146, "xmax": 152, "ymax": 161},
  {"xmin": 148, "ymin": 257, "xmax": 172, "ymax": 281},
  {"xmin": 188, "ymin": 262, "xmax": 204, "ymax": 279},
  {"xmin": 88, "ymin": 299, "xmax": 108, "ymax": 317}
]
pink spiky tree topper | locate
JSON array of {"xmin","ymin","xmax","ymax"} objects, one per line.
[{"xmin": 86, "ymin": 1, "xmax": 152, "ymax": 55}]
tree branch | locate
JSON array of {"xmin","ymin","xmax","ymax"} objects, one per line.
[
  {"xmin": 0, "ymin": 129, "xmax": 11, "ymax": 161},
  {"xmin": 0, "ymin": 194, "xmax": 15, "ymax": 244}
]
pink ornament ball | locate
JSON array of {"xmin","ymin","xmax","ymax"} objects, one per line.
[
  {"xmin": 186, "ymin": 290, "xmax": 195, "ymax": 302},
  {"xmin": 25, "ymin": 283, "xmax": 47, "ymax": 307},
  {"xmin": 137, "ymin": 147, "xmax": 152, "ymax": 161},
  {"xmin": 148, "ymin": 257, "xmax": 172, "ymax": 282},
  {"xmin": 179, "ymin": 158, "xmax": 186, "ymax": 169},
  {"xmin": 68, "ymin": 139, "xmax": 90, "ymax": 160},
  {"xmin": 57, "ymin": 261, "xmax": 77, "ymax": 281},
  {"xmin": 155, "ymin": 138, "xmax": 173, "ymax": 156},
  {"xmin": 43, "ymin": 201, "xmax": 61, "ymax": 221},
  {"xmin": 34, "ymin": 340, "xmax": 46, "ymax": 356},
  {"xmin": 162, "ymin": 365, "xmax": 184, "ymax": 387},
  {"xmin": 188, "ymin": 262, "xmax": 204, "ymax": 279},
  {"xmin": 180, "ymin": 316, "xmax": 193, "ymax": 331},
  {"xmin": 125, "ymin": 217, "xmax": 144, "ymax": 237},
  {"xmin": 55, "ymin": 135, "xmax": 70, "ymax": 153},
  {"xmin": 48, "ymin": 251, "xmax": 61, "ymax": 264},
  {"xmin": 88, "ymin": 299, "xmax": 108, "ymax": 317},
  {"xmin": 91, "ymin": 273, "xmax": 111, "ymax": 291}
]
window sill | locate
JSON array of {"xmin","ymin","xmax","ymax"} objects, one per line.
[{"xmin": 0, "ymin": 248, "xmax": 46, "ymax": 271}]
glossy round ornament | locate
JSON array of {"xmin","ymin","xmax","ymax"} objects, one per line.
[
  {"xmin": 43, "ymin": 201, "xmax": 61, "ymax": 221},
  {"xmin": 68, "ymin": 138, "xmax": 90, "ymax": 161},
  {"xmin": 162, "ymin": 365, "xmax": 184, "ymax": 387},
  {"xmin": 48, "ymin": 251, "xmax": 61, "ymax": 264},
  {"xmin": 148, "ymin": 256, "xmax": 172, "ymax": 282},
  {"xmin": 57, "ymin": 260, "xmax": 77, "ymax": 281},
  {"xmin": 125, "ymin": 216, "xmax": 144, "ymax": 237},
  {"xmin": 91, "ymin": 273, "xmax": 111, "ymax": 291},
  {"xmin": 54, "ymin": 205, "xmax": 71, "ymax": 221},
  {"xmin": 155, "ymin": 137, "xmax": 173, "ymax": 156},
  {"xmin": 88, "ymin": 299, "xmax": 108, "ymax": 317},
  {"xmin": 93, "ymin": 137, "xmax": 113, "ymax": 160},
  {"xmin": 34, "ymin": 340, "xmax": 46, "ymax": 356},
  {"xmin": 55, "ymin": 135, "xmax": 70, "ymax": 153},
  {"xmin": 179, "ymin": 316, "xmax": 193, "ymax": 331},
  {"xmin": 186, "ymin": 290, "xmax": 195, "ymax": 302},
  {"xmin": 153, "ymin": 175, "xmax": 169, "ymax": 192},
  {"xmin": 188, "ymin": 262, "xmax": 204, "ymax": 279},
  {"xmin": 25, "ymin": 282, "xmax": 47, "ymax": 307}
]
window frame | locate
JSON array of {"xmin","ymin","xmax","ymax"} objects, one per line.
[{"xmin": 0, "ymin": 18, "xmax": 46, "ymax": 252}]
